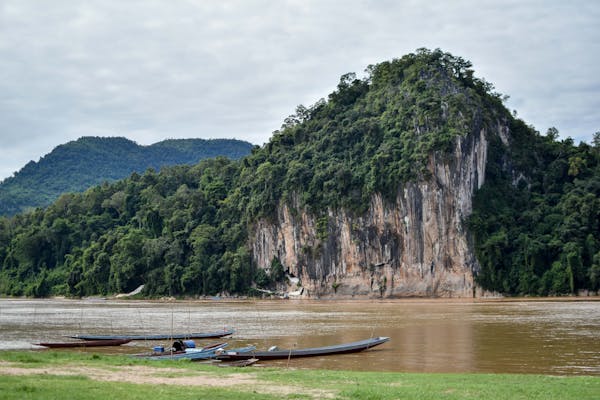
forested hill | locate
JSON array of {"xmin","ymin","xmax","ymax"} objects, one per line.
[
  {"xmin": 0, "ymin": 49, "xmax": 598, "ymax": 299},
  {"xmin": 468, "ymin": 123, "xmax": 600, "ymax": 295},
  {"xmin": 0, "ymin": 137, "xmax": 253, "ymax": 216}
]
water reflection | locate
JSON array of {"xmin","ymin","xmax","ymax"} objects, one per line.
[{"xmin": 0, "ymin": 298, "xmax": 599, "ymax": 375}]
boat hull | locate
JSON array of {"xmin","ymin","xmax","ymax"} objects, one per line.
[
  {"xmin": 37, "ymin": 339, "xmax": 131, "ymax": 348},
  {"xmin": 70, "ymin": 328, "xmax": 234, "ymax": 341},
  {"xmin": 216, "ymin": 336, "xmax": 390, "ymax": 361}
]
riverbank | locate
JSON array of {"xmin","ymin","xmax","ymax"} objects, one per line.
[
  {"xmin": 10, "ymin": 294, "xmax": 598, "ymax": 304},
  {"xmin": 1, "ymin": 350, "xmax": 599, "ymax": 400}
]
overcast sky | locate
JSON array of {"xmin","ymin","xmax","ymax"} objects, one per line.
[{"xmin": 1, "ymin": 1, "xmax": 599, "ymax": 181}]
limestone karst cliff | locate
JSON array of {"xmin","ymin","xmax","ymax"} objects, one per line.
[
  {"xmin": 251, "ymin": 125, "xmax": 508, "ymax": 298},
  {"xmin": 247, "ymin": 50, "xmax": 515, "ymax": 298}
]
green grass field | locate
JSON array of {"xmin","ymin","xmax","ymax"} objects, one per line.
[{"xmin": 0, "ymin": 350, "xmax": 598, "ymax": 400}]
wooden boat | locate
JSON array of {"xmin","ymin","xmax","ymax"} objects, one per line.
[
  {"xmin": 70, "ymin": 328, "xmax": 234, "ymax": 341},
  {"xmin": 36, "ymin": 338, "xmax": 131, "ymax": 348},
  {"xmin": 215, "ymin": 336, "xmax": 390, "ymax": 361}
]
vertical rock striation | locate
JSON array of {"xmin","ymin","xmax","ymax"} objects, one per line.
[{"xmin": 251, "ymin": 126, "xmax": 502, "ymax": 298}]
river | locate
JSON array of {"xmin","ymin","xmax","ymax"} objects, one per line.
[{"xmin": 1, "ymin": 297, "xmax": 599, "ymax": 375}]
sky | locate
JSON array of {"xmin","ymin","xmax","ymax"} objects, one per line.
[{"xmin": 1, "ymin": 0, "xmax": 599, "ymax": 181}]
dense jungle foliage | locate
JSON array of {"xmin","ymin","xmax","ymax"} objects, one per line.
[
  {"xmin": 0, "ymin": 137, "xmax": 253, "ymax": 216},
  {"xmin": 0, "ymin": 49, "xmax": 598, "ymax": 298},
  {"xmin": 244, "ymin": 48, "xmax": 504, "ymax": 217},
  {"xmin": 0, "ymin": 158, "xmax": 254, "ymax": 297},
  {"xmin": 468, "ymin": 126, "xmax": 600, "ymax": 295}
]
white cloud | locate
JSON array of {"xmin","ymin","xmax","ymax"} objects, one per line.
[{"xmin": 1, "ymin": 0, "xmax": 599, "ymax": 180}]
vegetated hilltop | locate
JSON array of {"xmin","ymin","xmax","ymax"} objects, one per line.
[
  {"xmin": 0, "ymin": 48, "xmax": 598, "ymax": 299},
  {"xmin": 0, "ymin": 137, "xmax": 253, "ymax": 216}
]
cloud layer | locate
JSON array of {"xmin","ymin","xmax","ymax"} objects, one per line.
[{"xmin": 1, "ymin": 0, "xmax": 599, "ymax": 180}]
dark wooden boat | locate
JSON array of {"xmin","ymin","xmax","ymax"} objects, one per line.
[
  {"xmin": 70, "ymin": 328, "xmax": 234, "ymax": 341},
  {"xmin": 215, "ymin": 336, "xmax": 390, "ymax": 361},
  {"xmin": 36, "ymin": 338, "xmax": 131, "ymax": 348}
]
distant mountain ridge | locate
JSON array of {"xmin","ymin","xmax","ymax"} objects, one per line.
[{"xmin": 0, "ymin": 136, "xmax": 253, "ymax": 216}]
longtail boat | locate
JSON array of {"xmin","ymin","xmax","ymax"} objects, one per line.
[
  {"xmin": 70, "ymin": 328, "xmax": 234, "ymax": 341},
  {"xmin": 36, "ymin": 339, "xmax": 131, "ymax": 348},
  {"xmin": 215, "ymin": 336, "xmax": 390, "ymax": 361}
]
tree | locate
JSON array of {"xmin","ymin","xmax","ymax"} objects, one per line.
[
  {"xmin": 568, "ymin": 156, "xmax": 585, "ymax": 177},
  {"xmin": 546, "ymin": 127, "xmax": 560, "ymax": 141},
  {"xmin": 592, "ymin": 131, "xmax": 600, "ymax": 148},
  {"xmin": 269, "ymin": 257, "xmax": 286, "ymax": 283},
  {"xmin": 146, "ymin": 209, "xmax": 163, "ymax": 238},
  {"xmin": 108, "ymin": 230, "xmax": 145, "ymax": 293},
  {"xmin": 590, "ymin": 252, "xmax": 600, "ymax": 291}
]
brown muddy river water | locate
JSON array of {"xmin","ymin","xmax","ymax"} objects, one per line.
[{"xmin": 1, "ymin": 298, "xmax": 599, "ymax": 375}]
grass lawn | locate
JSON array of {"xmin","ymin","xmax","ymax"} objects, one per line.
[{"xmin": 0, "ymin": 350, "xmax": 599, "ymax": 400}]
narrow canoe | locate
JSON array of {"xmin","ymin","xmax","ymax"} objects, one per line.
[
  {"xmin": 70, "ymin": 328, "xmax": 234, "ymax": 341},
  {"xmin": 36, "ymin": 339, "xmax": 131, "ymax": 348},
  {"xmin": 215, "ymin": 336, "xmax": 390, "ymax": 361}
]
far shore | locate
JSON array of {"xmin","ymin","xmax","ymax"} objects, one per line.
[{"xmin": 2, "ymin": 294, "xmax": 600, "ymax": 303}]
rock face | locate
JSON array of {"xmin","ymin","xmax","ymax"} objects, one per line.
[{"xmin": 251, "ymin": 125, "xmax": 504, "ymax": 298}]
